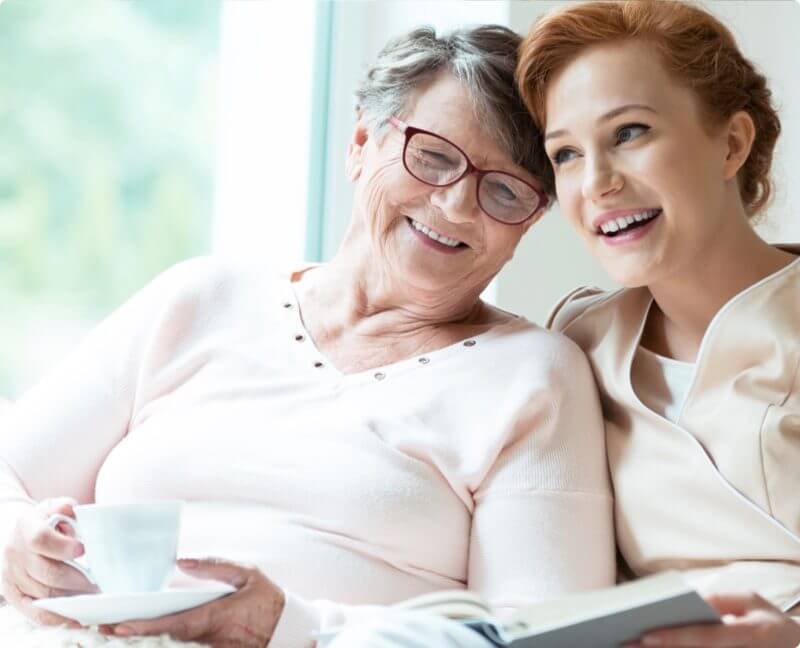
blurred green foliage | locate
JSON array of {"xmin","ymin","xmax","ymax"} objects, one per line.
[{"xmin": 0, "ymin": 0, "xmax": 221, "ymax": 394}]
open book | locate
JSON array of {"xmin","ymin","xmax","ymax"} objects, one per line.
[{"xmin": 393, "ymin": 571, "xmax": 720, "ymax": 647}]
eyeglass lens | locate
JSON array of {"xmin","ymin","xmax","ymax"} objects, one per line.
[{"xmin": 404, "ymin": 131, "xmax": 539, "ymax": 224}]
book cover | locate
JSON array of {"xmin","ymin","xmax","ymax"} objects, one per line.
[{"xmin": 400, "ymin": 571, "xmax": 721, "ymax": 648}]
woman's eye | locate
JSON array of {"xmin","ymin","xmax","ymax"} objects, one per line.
[
  {"xmin": 486, "ymin": 180, "xmax": 517, "ymax": 202},
  {"xmin": 616, "ymin": 124, "xmax": 650, "ymax": 144},
  {"xmin": 551, "ymin": 148, "xmax": 578, "ymax": 166},
  {"xmin": 415, "ymin": 148, "xmax": 457, "ymax": 168}
]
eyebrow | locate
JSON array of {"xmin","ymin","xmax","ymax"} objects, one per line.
[{"xmin": 544, "ymin": 104, "xmax": 657, "ymax": 142}]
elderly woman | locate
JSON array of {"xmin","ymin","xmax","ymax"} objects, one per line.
[{"xmin": 0, "ymin": 25, "xmax": 614, "ymax": 648}]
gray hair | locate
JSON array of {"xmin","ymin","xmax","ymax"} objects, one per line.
[{"xmin": 355, "ymin": 25, "xmax": 554, "ymax": 195}]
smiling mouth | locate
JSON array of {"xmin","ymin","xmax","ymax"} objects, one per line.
[
  {"xmin": 598, "ymin": 208, "xmax": 662, "ymax": 237},
  {"xmin": 406, "ymin": 217, "xmax": 470, "ymax": 249}
]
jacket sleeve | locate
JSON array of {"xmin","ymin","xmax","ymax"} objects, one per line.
[{"xmin": 545, "ymin": 285, "xmax": 608, "ymax": 332}]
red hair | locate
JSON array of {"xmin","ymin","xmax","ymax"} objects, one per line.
[{"xmin": 517, "ymin": 0, "xmax": 781, "ymax": 215}]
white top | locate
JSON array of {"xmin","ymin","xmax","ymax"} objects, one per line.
[
  {"xmin": 0, "ymin": 257, "xmax": 614, "ymax": 647},
  {"xmin": 631, "ymin": 346, "xmax": 695, "ymax": 423}
]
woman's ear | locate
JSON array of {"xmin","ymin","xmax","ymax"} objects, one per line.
[
  {"xmin": 345, "ymin": 119, "xmax": 370, "ymax": 182},
  {"xmin": 722, "ymin": 110, "xmax": 756, "ymax": 180}
]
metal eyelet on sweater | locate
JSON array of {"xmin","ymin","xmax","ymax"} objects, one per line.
[
  {"xmin": 418, "ymin": 357, "xmax": 430, "ymax": 365},
  {"xmin": 283, "ymin": 302, "xmax": 293, "ymax": 309},
  {"xmin": 374, "ymin": 372, "xmax": 386, "ymax": 381},
  {"xmin": 463, "ymin": 339, "xmax": 476, "ymax": 347}
]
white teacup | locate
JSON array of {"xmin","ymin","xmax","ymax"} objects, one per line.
[{"xmin": 47, "ymin": 501, "xmax": 183, "ymax": 595}]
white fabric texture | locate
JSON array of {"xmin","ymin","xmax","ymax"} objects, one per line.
[
  {"xmin": 631, "ymin": 346, "xmax": 695, "ymax": 423},
  {"xmin": 325, "ymin": 610, "xmax": 492, "ymax": 648},
  {"xmin": 0, "ymin": 603, "xmax": 206, "ymax": 648},
  {"xmin": 0, "ymin": 257, "xmax": 614, "ymax": 647}
]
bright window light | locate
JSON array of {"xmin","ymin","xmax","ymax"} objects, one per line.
[{"xmin": 212, "ymin": 1, "xmax": 316, "ymax": 269}]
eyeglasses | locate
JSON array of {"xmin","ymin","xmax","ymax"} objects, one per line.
[{"xmin": 388, "ymin": 116, "xmax": 547, "ymax": 225}]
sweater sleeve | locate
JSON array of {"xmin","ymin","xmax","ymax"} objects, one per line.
[
  {"xmin": 0, "ymin": 259, "xmax": 212, "ymax": 549},
  {"xmin": 268, "ymin": 593, "xmax": 383, "ymax": 648},
  {"xmin": 0, "ymin": 458, "xmax": 35, "ymax": 559},
  {"xmin": 468, "ymin": 334, "xmax": 616, "ymax": 612},
  {"xmin": 267, "ymin": 334, "xmax": 616, "ymax": 646}
]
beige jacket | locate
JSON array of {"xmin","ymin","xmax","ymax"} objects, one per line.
[{"xmin": 548, "ymin": 249, "xmax": 800, "ymax": 613}]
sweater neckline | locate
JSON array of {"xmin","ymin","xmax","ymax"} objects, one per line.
[{"xmin": 277, "ymin": 270, "xmax": 527, "ymax": 384}]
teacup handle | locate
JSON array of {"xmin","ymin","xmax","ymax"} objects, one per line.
[{"xmin": 46, "ymin": 513, "xmax": 96, "ymax": 585}]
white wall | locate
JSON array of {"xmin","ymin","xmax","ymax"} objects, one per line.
[
  {"xmin": 706, "ymin": 0, "xmax": 800, "ymax": 243},
  {"xmin": 322, "ymin": 0, "xmax": 800, "ymax": 322},
  {"xmin": 212, "ymin": 1, "xmax": 316, "ymax": 268}
]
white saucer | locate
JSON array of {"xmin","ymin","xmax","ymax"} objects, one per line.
[{"xmin": 33, "ymin": 584, "xmax": 236, "ymax": 626}]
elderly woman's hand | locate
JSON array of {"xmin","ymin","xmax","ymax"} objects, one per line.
[
  {"xmin": 104, "ymin": 557, "xmax": 285, "ymax": 648},
  {"xmin": 1, "ymin": 497, "xmax": 96, "ymax": 627},
  {"xmin": 626, "ymin": 592, "xmax": 800, "ymax": 648}
]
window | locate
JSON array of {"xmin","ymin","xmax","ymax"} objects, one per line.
[{"xmin": 0, "ymin": 0, "xmax": 222, "ymax": 396}]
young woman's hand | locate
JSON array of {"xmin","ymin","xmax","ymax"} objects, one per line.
[
  {"xmin": 102, "ymin": 557, "xmax": 286, "ymax": 648},
  {"xmin": 627, "ymin": 592, "xmax": 800, "ymax": 647},
  {"xmin": 1, "ymin": 497, "xmax": 96, "ymax": 627}
]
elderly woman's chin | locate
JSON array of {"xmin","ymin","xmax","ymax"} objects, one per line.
[{"xmin": 391, "ymin": 217, "xmax": 483, "ymax": 291}]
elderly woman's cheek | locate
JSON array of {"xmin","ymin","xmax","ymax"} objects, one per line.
[
  {"xmin": 363, "ymin": 188, "xmax": 402, "ymax": 243},
  {"xmin": 362, "ymin": 166, "xmax": 409, "ymax": 228}
]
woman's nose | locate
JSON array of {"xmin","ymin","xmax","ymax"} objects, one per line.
[
  {"xmin": 429, "ymin": 174, "xmax": 480, "ymax": 224},
  {"xmin": 582, "ymin": 154, "xmax": 623, "ymax": 202}
]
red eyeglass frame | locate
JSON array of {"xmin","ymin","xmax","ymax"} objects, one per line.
[{"xmin": 388, "ymin": 116, "xmax": 548, "ymax": 225}]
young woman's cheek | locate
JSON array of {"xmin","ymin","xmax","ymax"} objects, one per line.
[{"xmin": 555, "ymin": 170, "xmax": 584, "ymax": 229}]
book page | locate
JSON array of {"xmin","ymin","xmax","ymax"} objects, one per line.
[{"xmin": 503, "ymin": 571, "xmax": 693, "ymax": 636}]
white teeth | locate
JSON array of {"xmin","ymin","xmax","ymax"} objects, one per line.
[
  {"xmin": 410, "ymin": 219, "xmax": 463, "ymax": 247},
  {"xmin": 599, "ymin": 209, "xmax": 661, "ymax": 234}
]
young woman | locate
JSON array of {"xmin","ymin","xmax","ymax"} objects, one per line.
[{"xmin": 518, "ymin": 1, "xmax": 800, "ymax": 646}]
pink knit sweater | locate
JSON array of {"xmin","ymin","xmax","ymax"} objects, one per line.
[{"xmin": 0, "ymin": 257, "xmax": 615, "ymax": 646}]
